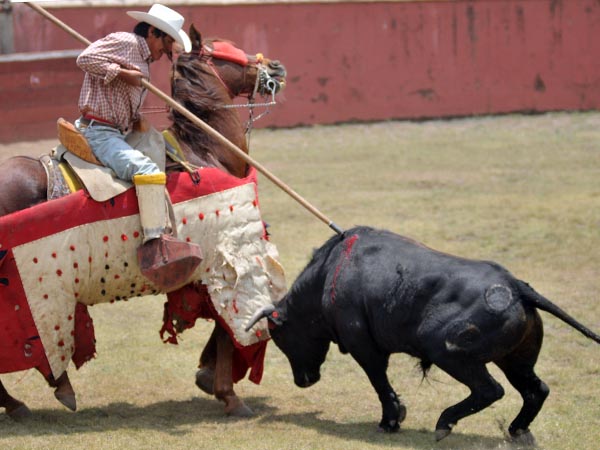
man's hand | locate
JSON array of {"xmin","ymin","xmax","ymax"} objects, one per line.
[{"xmin": 118, "ymin": 68, "xmax": 144, "ymax": 87}]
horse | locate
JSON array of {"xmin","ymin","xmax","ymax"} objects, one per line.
[{"xmin": 0, "ymin": 24, "xmax": 287, "ymax": 420}]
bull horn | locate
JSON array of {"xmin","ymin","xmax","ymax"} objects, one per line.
[{"xmin": 245, "ymin": 304, "xmax": 276, "ymax": 332}]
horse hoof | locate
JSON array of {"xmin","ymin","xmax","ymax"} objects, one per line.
[
  {"xmin": 7, "ymin": 403, "xmax": 32, "ymax": 422},
  {"xmin": 435, "ymin": 428, "xmax": 452, "ymax": 441},
  {"xmin": 55, "ymin": 391, "xmax": 77, "ymax": 411},
  {"xmin": 195, "ymin": 368, "xmax": 215, "ymax": 395},
  {"xmin": 510, "ymin": 429, "xmax": 537, "ymax": 447},
  {"xmin": 226, "ymin": 403, "xmax": 254, "ymax": 418},
  {"xmin": 223, "ymin": 396, "xmax": 254, "ymax": 418}
]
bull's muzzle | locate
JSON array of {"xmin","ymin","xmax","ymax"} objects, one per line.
[{"xmin": 295, "ymin": 371, "xmax": 320, "ymax": 388}]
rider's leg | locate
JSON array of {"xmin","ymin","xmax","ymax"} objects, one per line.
[
  {"xmin": 133, "ymin": 173, "xmax": 203, "ymax": 290},
  {"xmin": 80, "ymin": 124, "xmax": 203, "ymax": 291}
]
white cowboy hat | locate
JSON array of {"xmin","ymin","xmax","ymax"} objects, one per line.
[{"xmin": 127, "ymin": 4, "xmax": 191, "ymax": 52}]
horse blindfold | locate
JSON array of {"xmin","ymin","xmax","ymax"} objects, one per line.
[{"xmin": 207, "ymin": 41, "xmax": 249, "ymax": 66}]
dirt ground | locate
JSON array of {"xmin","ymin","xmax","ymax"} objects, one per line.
[{"xmin": 0, "ymin": 114, "xmax": 599, "ymax": 450}]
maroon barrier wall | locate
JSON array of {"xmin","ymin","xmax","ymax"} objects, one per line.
[{"xmin": 1, "ymin": 0, "xmax": 599, "ymax": 142}]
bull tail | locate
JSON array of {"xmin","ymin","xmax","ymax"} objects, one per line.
[{"xmin": 518, "ymin": 280, "xmax": 600, "ymax": 344}]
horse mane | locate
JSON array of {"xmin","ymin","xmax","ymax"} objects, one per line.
[
  {"xmin": 169, "ymin": 44, "xmax": 229, "ymax": 152},
  {"xmin": 167, "ymin": 36, "xmax": 255, "ymax": 177}
]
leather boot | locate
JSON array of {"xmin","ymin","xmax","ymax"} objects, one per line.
[{"xmin": 133, "ymin": 173, "xmax": 203, "ymax": 291}]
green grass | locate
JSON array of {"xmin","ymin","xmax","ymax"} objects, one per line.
[{"xmin": 1, "ymin": 112, "xmax": 599, "ymax": 449}]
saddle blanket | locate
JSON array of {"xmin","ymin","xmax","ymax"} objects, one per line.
[{"xmin": 0, "ymin": 167, "xmax": 286, "ymax": 380}]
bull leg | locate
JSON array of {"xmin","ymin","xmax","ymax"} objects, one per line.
[
  {"xmin": 345, "ymin": 333, "xmax": 406, "ymax": 432},
  {"xmin": 195, "ymin": 325, "xmax": 217, "ymax": 395},
  {"xmin": 495, "ymin": 363, "xmax": 548, "ymax": 446},
  {"xmin": 495, "ymin": 313, "xmax": 548, "ymax": 446},
  {"xmin": 356, "ymin": 353, "xmax": 405, "ymax": 432},
  {"xmin": 0, "ymin": 378, "xmax": 31, "ymax": 421},
  {"xmin": 433, "ymin": 362, "xmax": 505, "ymax": 441},
  {"xmin": 48, "ymin": 371, "xmax": 77, "ymax": 411},
  {"xmin": 213, "ymin": 323, "xmax": 253, "ymax": 417}
]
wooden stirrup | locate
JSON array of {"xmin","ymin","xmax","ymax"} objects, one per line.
[{"xmin": 57, "ymin": 118, "xmax": 102, "ymax": 166}]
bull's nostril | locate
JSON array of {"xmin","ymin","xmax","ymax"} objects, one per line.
[{"xmin": 303, "ymin": 374, "xmax": 311, "ymax": 386}]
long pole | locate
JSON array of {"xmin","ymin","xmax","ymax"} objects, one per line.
[{"xmin": 25, "ymin": 2, "xmax": 344, "ymax": 235}]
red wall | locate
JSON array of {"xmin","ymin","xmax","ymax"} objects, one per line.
[{"xmin": 1, "ymin": 0, "xmax": 599, "ymax": 142}]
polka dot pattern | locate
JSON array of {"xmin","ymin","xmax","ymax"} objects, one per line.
[{"xmin": 11, "ymin": 183, "xmax": 286, "ymax": 378}]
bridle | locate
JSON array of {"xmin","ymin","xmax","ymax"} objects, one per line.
[
  {"xmin": 191, "ymin": 42, "xmax": 283, "ymax": 138},
  {"xmin": 164, "ymin": 40, "xmax": 285, "ymax": 174}
]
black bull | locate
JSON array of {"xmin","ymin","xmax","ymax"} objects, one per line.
[{"xmin": 246, "ymin": 226, "xmax": 600, "ymax": 443}]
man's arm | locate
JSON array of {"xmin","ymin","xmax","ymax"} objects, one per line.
[{"xmin": 77, "ymin": 32, "xmax": 142, "ymax": 86}]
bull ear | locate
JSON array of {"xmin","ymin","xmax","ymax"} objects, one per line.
[{"xmin": 245, "ymin": 304, "xmax": 283, "ymax": 332}]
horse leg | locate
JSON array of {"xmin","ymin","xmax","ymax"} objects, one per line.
[
  {"xmin": 213, "ymin": 323, "xmax": 253, "ymax": 417},
  {"xmin": 195, "ymin": 325, "xmax": 217, "ymax": 395},
  {"xmin": 0, "ymin": 378, "xmax": 31, "ymax": 421},
  {"xmin": 47, "ymin": 371, "xmax": 77, "ymax": 411}
]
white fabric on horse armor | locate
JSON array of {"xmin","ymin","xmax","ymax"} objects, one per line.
[{"xmin": 12, "ymin": 183, "xmax": 286, "ymax": 378}]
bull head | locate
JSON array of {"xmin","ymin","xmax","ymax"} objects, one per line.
[
  {"xmin": 245, "ymin": 304, "xmax": 284, "ymax": 332},
  {"xmin": 246, "ymin": 294, "xmax": 331, "ymax": 388}
]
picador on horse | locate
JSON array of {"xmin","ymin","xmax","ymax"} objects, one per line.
[
  {"xmin": 75, "ymin": 4, "xmax": 202, "ymax": 289},
  {"xmin": 0, "ymin": 3, "xmax": 287, "ymax": 419}
]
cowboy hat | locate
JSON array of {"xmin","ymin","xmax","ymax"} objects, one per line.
[{"xmin": 127, "ymin": 4, "xmax": 191, "ymax": 52}]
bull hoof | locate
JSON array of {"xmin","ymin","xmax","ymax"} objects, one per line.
[
  {"xmin": 54, "ymin": 391, "xmax": 77, "ymax": 412},
  {"xmin": 378, "ymin": 420, "xmax": 400, "ymax": 433},
  {"xmin": 195, "ymin": 367, "xmax": 215, "ymax": 395},
  {"xmin": 510, "ymin": 429, "xmax": 537, "ymax": 447},
  {"xmin": 435, "ymin": 428, "xmax": 452, "ymax": 441},
  {"xmin": 6, "ymin": 403, "xmax": 32, "ymax": 422},
  {"xmin": 398, "ymin": 403, "xmax": 407, "ymax": 424}
]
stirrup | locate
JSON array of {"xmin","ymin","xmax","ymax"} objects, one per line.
[{"xmin": 137, "ymin": 234, "xmax": 203, "ymax": 291}]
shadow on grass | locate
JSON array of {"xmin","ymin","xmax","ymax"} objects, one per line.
[
  {"xmin": 0, "ymin": 395, "xmax": 277, "ymax": 437},
  {"xmin": 260, "ymin": 411, "xmax": 513, "ymax": 449},
  {"xmin": 0, "ymin": 397, "xmax": 516, "ymax": 448}
]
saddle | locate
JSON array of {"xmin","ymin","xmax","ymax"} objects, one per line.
[
  {"xmin": 56, "ymin": 117, "xmax": 169, "ymax": 171},
  {"xmin": 56, "ymin": 118, "xmax": 102, "ymax": 166},
  {"xmin": 53, "ymin": 118, "xmax": 168, "ymax": 202}
]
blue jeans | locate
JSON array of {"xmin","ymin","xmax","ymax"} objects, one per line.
[{"xmin": 75, "ymin": 118, "xmax": 160, "ymax": 181}]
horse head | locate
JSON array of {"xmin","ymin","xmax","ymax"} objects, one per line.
[
  {"xmin": 168, "ymin": 25, "xmax": 287, "ymax": 177},
  {"xmin": 192, "ymin": 25, "xmax": 286, "ymax": 98}
]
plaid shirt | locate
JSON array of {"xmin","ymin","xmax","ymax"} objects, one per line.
[{"xmin": 77, "ymin": 32, "xmax": 151, "ymax": 132}]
